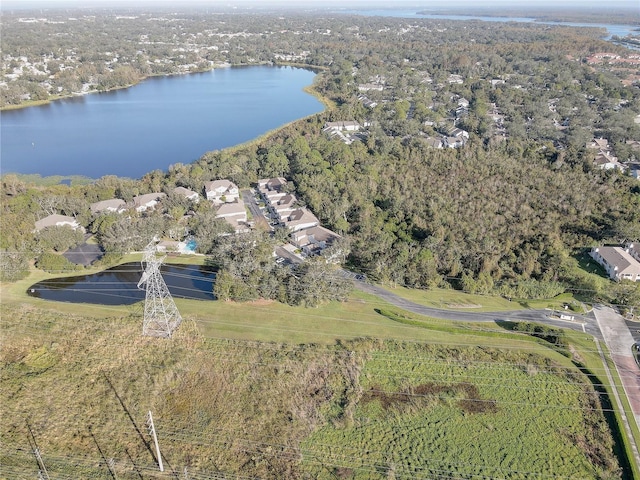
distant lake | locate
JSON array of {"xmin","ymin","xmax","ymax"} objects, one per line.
[
  {"xmin": 27, "ymin": 263, "xmax": 216, "ymax": 305},
  {"xmin": 0, "ymin": 66, "xmax": 324, "ymax": 179},
  {"xmin": 338, "ymin": 10, "xmax": 639, "ymax": 40}
]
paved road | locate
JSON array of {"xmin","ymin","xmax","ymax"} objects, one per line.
[
  {"xmin": 354, "ymin": 280, "xmax": 601, "ymax": 338},
  {"xmin": 241, "ymin": 188, "xmax": 271, "ymax": 231},
  {"xmin": 353, "ymin": 279, "xmax": 640, "ymax": 471},
  {"xmin": 593, "ymin": 306, "xmax": 640, "ymax": 428}
]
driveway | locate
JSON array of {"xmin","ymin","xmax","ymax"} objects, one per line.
[
  {"xmin": 241, "ymin": 188, "xmax": 271, "ymax": 230},
  {"xmin": 64, "ymin": 235, "xmax": 104, "ymax": 266}
]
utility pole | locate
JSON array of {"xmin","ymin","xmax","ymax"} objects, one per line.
[
  {"xmin": 26, "ymin": 421, "xmax": 50, "ymax": 480},
  {"xmin": 146, "ymin": 411, "xmax": 164, "ymax": 472}
]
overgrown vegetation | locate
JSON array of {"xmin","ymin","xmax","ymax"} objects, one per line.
[
  {"xmin": 0, "ymin": 303, "xmax": 626, "ymax": 479},
  {"xmin": 302, "ymin": 341, "xmax": 622, "ymax": 479}
]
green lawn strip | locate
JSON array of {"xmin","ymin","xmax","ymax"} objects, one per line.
[{"xmin": 377, "ymin": 284, "xmax": 578, "ymax": 312}]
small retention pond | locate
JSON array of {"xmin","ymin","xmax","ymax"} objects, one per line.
[{"xmin": 27, "ymin": 262, "xmax": 216, "ymax": 305}]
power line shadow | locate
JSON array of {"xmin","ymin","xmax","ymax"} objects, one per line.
[
  {"xmin": 89, "ymin": 426, "xmax": 117, "ymax": 480},
  {"xmin": 102, "ymin": 372, "xmax": 157, "ymax": 463}
]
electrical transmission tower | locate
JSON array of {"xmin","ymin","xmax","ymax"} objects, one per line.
[{"xmin": 137, "ymin": 239, "xmax": 182, "ymax": 338}]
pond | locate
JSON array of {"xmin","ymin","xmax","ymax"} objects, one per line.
[{"xmin": 27, "ymin": 262, "xmax": 216, "ymax": 305}]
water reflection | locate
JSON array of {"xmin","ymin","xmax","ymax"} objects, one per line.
[{"xmin": 27, "ymin": 262, "xmax": 216, "ymax": 305}]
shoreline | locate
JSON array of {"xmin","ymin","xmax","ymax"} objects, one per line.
[{"xmin": 1, "ymin": 63, "xmax": 330, "ymax": 184}]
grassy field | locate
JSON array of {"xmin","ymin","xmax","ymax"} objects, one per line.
[
  {"xmin": 301, "ymin": 341, "xmax": 620, "ymax": 479},
  {"xmin": 0, "ymin": 264, "xmax": 635, "ymax": 479}
]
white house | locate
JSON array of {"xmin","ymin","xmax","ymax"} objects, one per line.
[
  {"xmin": 215, "ymin": 199, "xmax": 248, "ymax": 233},
  {"xmin": 290, "ymin": 225, "xmax": 341, "ymax": 255},
  {"xmin": 90, "ymin": 198, "xmax": 126, "ymax": 215},
  {"xmin": 173, "ymin": 186, "xmax": 200, "ymax": 203},
  {"xmin": 133, "ymin": 193, "xmax": 166, "ymax": 212},
  {"xmin": 590, "ymin": 246, "xmax": 640, "ymax": 282},
  {"xmin": 283, "ymin": 208, "xmax": 319, "ymax": 232},
  {"xmin": 204, "ymin": 179, "xmax": 239, "ymax": 204},
  {"xmin": 323, "ymin": 121, "xmax": 361, "ymax": 132},
  {"xmin": 272, "ymin": 194, "xmax": 298, "ymax": 220},
  {"xmin": 34, "ymin": 214, "xmax": 84, "ymax": 232},
  {"xmin": 626, "ymin": 243, "xmax": 640, "ymax": 263}
]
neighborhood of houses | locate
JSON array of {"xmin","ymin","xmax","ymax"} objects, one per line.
[{"xmin": 33, "ymin": 177, "xmax": 341, "ymax": 264}]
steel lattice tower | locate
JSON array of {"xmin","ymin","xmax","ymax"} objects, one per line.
[{"xmin": 137, "ymin": 240, "xmax": 182, "ymax": 338}]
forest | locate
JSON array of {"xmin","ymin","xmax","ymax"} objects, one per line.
[{"xmin": 1, "ymin": 7, "xmax": 640, "ymax": 308}]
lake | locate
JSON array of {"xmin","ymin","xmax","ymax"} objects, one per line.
[
  {"xmin": 337, "ymin": 10, "xmax": 639, "ymax": 40},
  {"xmin": 0, "ymin": 65, "xmax": 324, "ymax": 179},
  {"xmin": 26, "ymin": 262, "xmax": 216, "ymax": 305}
]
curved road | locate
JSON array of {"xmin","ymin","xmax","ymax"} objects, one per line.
[
  {"xmin": 353, "ymin": 279, "xmax": 640, "ymax": 470},
  {"xmin": 354, "ymin": 280, "xmax": 602, "ymax": 338}
]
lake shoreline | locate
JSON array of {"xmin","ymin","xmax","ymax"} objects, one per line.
[{"xmin": 1, "ymin": 64, "xmax": 326, "ymax": 179}]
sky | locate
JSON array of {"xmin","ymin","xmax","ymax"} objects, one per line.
[
  {"xmin": 0, "ymin": 0, "xmax": 640, "ymax": 15},
  {"xmin": 1, "ymin": 0, "xmax": 639, "ymax": 9}
]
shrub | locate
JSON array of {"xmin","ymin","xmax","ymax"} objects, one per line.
[{"xmin": 36, "ymin": 252, "xmax": 79, "ymax": 273}]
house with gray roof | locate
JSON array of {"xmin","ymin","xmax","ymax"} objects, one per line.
[
  {"xmin": 284, "ymin": 208, "xmax": 319, "ymax": 232},
  {"xmin": 34, "ymin": 214, "xmax": 84, "ymax": 232},
  {"xmin": 133, "ymin": 192, "xmax": 166, "ymax": 212},
  {"xmin": 215, "ymin": 199, "xmax": 248, "ymax": 233},
  {"xmin": 626, "ymin": 243, "xmax": 640, "ymax": 263},
  {"xmin": 590, "ymin": 246, "xmax": 640, "ymax": 282},
  {"xmin": 90, "ymin": 198, "xmax": 126, "ymax": 215},
  {"xmin": 204, "ymin": 179, "xmax": 239, "ymax": 204},
  {"xmin": 173, "ymin": 186, "xmax": 200, "ymax": 203},
  {"xmin": 290, "ymin": 225, "xmax": 341, "ymax": 255}
]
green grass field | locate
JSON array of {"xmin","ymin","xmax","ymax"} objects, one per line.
[{"xmin": 0, "ymin": 263, "xmax": 635, "ymax": 479}]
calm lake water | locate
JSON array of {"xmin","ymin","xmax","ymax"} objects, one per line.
[
  {"xmin": 1, "ymin": 65, "xmax": 324, "ymax": 179},
  {"xmin": 339, "ymin": 10, "xmax": 639, "ymax": 40},
  {"xmin": 27, "ymin": 263, "xmax": 216, "ymax": 305}
]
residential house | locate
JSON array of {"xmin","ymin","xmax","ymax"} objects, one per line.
[
  {"xmin": 133, "ymin": 192, "xmax": 166, "ymax": 212},
  {"xmin": 271, "ymin": 193, "xmax": 298, "ymax": 221},
  {"xmin": 258, "ymin": 177, "xmax": 288, "ymax": 206},
  {"xmin": 215, "ymin": 199, "xmax": 248, "ymax": 233},
  {"xmin": 447, "ymin": 127, "xmax": 469, "ymax": 140},
  {"xmin": 258, "ymin": 177, "xmax": 287, "ymax": 193},
  {"xmin": 594, "ymin": 151, "xmax": 624, "ymax": 171},
  {"xmin": 425, "ymin": 137, "xmax": 444, "ymax": 149},
  {"xmin": 358, "ymin": 94, "xmax": 378, "ymax": 109},
  {"xmin": 204, "ymin": 179, "xmax": 239, "ymax": 204},
  {"xmin": 358, "ymin": 83, "xmax": 384, "ymax": 92},
  {"xmin": 590, "ymin": 246, "xmax": 640, "ymax": 282},
  {"xmin": 283, "ymin": 208, "xmax": 319, "ymax": 232},
  {"xmin": 445, "ymin": 136, "xmax": 465, "ymax": 149},
  {"xmin": 626, "ymin": 243, "xmax": 640, "ymax": 263},
  {"xmin": 173, "ymin": 186, "xmax": 200, "ymax": 203},
  {"xmin": 34, "ymin": 213, "xmax": 84, "ymax": 232},
  {"xmin": 290, "ymin": 226, "xmax": 341, "ymax": 255},
  {"xmin": 90, "ymin": 198, "xmax": 126, "ymax": 215},
  {"xmin": 323, "ymin": 121, "xmax": 362, "ymax": 132}
]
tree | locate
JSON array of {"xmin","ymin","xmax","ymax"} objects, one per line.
[
  {"xmin": 35, "ymin": 226, "xmax": 84, "ymax": 253},
  {"xmin": 288, "ymin": 257, "xmax": 352, "ymax": 307},
  {"xmin": 0, "ymin": 250, "xmax": 30, "ymax": 282},
  {"xmin": 36, "ymin": 252, "xmax": 79, "ymax": 273}
]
